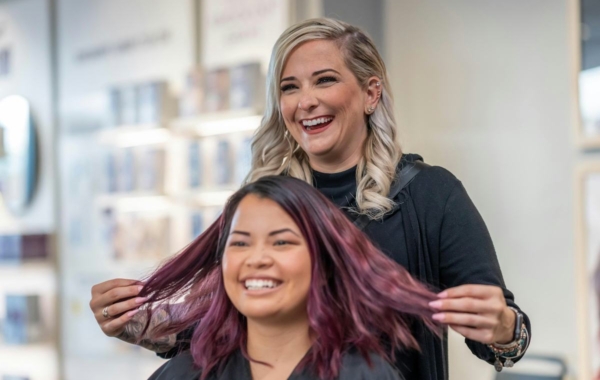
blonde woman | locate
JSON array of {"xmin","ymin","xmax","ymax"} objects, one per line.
[{"xmin": 90, "ymin": 18, "xmax": 530, "ymax": 379}]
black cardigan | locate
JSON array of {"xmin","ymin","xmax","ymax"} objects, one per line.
[{"xmin": 159, "ymin": 154, "xmax": 531, "ymax": 380}]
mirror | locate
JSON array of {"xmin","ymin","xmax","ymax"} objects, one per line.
[{"xmin": 0, "ymin": 95, "xmax": 38, "ymax": 215}]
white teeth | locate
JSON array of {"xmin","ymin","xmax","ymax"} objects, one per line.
[
  {"xmin": 302, "ymin": 117, "xmax": 332, "ymax": 128},
  {"xmin": 244, "ymin": 279, "xmax": 280, "ymax": 290}
]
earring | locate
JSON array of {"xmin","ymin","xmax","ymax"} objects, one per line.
[
  {"xmin": 367, "ymin": 106, "xmax": 374, "ymax": 113},
  {"xmin": 376, "ymin": 82, "xmax": 381, "ymax": 87}
]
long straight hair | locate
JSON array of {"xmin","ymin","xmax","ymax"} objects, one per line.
[{"xmin": 139, "ymin": 176, "xmax": 439, "ymax": 380}]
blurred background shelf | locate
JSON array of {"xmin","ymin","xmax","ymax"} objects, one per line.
[{"xmin": 170, "ymin": 108, "xmax": 262, "ymax": 137}]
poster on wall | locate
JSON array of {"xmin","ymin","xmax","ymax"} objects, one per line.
[
  {"xmin": 201, "ymin": 0, "xmax": 289, "ymax": 69},
  {"xmin": 577, "ymin": 163, "xmax": 600, "ymax": 379}
]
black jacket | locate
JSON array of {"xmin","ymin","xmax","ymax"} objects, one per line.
[{"xmin": 150, "ymin": 349, "xmax": 401, "ymax": 380}]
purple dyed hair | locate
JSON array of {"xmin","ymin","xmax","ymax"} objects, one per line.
[{"xmin": 139, "ymin": 176, "xmax": 439, "ymax": 379}]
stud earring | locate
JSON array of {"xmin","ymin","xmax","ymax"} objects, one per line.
[
  {"xmin": 376, "ymin": 82, "xmax": 381, "ymax": 87},
  {"xmin": 367, "ymin": 106, "xmax": 374, "ymax": 113}
]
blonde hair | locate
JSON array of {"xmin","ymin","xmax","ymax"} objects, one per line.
[{"xmin": 247, "ymin": 18, "xmax": 402, "ymax": 219}]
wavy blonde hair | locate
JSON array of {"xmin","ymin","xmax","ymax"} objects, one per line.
[{"xmin": 246, "ymin": 18, "xmax": 402, "ymax": 219}]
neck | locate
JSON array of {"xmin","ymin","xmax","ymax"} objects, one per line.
[
  {"xmin": 246, "ymin": 316, "xmax": 312, "ymax": 370},
  {"xmin": 308, "ymin": 129, "xmax": 367, "ymax": 174}
]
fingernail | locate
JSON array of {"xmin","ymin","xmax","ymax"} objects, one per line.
[
  {"xmin": 432, "ymin": 313, "xmax": 445, "ymax": 321},
  {"xmin": 135, "ymin": 297, "xmax": 148, "ymax": 304},
  {"xmin": 429, "ymin": 300, "xmax": 442, "ymax": 309},
  {"xmin": 127, "ymin": 309, "xmax": 140, "ymax": 317},
  {"xmin": 437, "ymin": 291, "xmax": 448, "ymax": 298}
]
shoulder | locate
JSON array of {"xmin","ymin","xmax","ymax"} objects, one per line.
[
  {"xmin": 148, "ymin": 352, "xmax": 203, "ymax": 380},
  {"xmin": 401, "ymin": 154, "xmax": 460, "ymax": 191},
  {"xmin": 337, "ymin": 349, "xmax": 402, "ymax": 380},
  {"xmin": 400, "ymin": 154, "xmax": 463, "ymax": 204}
]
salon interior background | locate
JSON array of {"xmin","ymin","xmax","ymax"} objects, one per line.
[{"xmin": 0, "ymin": 0, "xmax": 597, "ymax": 379}]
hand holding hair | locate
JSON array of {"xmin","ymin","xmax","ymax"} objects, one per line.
[
  {"xmin": 90, "ymin": 278, "xmax": 145, "ymax": 336},
  {"xmin": 429, "ymin": 284, "xmax": 516, "ymax": 344},
  {"xmin": 90, "ymin": 278, "xmax": 177, "ymax": 353}
]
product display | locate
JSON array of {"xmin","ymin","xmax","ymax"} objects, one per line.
[
  {"xmin": 229, "ymin": 62, "xmax": 263, "ymax": 110},
  {"xmin": 135, "ymin": 147, "xmax": 166, "ymax": 193},
  {"xmin": 112, "ymin": 213, "xmax": 171, "ymax": 262},
  {"xmin": 235, "ymin": 135, "xmax": 253, "ymax": 185},
  {"xmin": 108, "ymin": 81, "xmax": 172, "ymax": 127},
  {"xmin": 2, "ymin": 294, "xmax": 43, "ymax": 344},
  {"xmin": 214, "ymin": 139, "xmax": 233, "ymax": 186},
  {"xmin": 178, "ymin": 66, "xmax": 204, "ymax": 117},
  {"xmin": 0, "ymin": 234, "xmax": 51, "ymax": 263},
  {"xmin": 190, "ymin": 210, "xmax": 204, "ymax": 238},
  {"xmin": 188, "ymin": 140, "xmax": 203, "ymax": 189},
  {"xmin": 116, "ymin": 149, "xmax": 136, "ymax": 193},
  {"xmin": 203, "ymin": 68, "xmax": 230, "ymax": 113},
  {"xmin": 136, "ymin": 81, "xmax": 170, "ymax": 124}
]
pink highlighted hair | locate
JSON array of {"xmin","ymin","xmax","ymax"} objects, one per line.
[{"xmin": 139, "ymin": 176, "xmax": 439, "ymax": 379}]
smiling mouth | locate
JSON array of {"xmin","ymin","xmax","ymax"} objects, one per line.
[
  {"xmin": 300, "ymin": 116, "xmax": 334, "ymax": 132},
  {"xmin": 243, "ymin": 279, "xmax": 282, "ymax": 291}
]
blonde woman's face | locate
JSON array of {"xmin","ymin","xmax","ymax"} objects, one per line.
[{"xmin": 279, "ymin": 40, "xmax": 369, "ymax": 172}]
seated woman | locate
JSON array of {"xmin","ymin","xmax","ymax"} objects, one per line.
[{"xmin": 137, "ymin": 176, "xmax": 440, "ymax": 380}]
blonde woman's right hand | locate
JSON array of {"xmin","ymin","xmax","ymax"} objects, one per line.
[{"xmin": 90, "ymin": 278, "xmax": 146, "ymax": 338}]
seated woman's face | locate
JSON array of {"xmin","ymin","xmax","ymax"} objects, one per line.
[{"xmin": 222, "ymin": 194, "xmax": 312, "ymax": 324}]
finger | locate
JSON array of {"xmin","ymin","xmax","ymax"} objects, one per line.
[
  {"xmin": 101, "ymin": 309, "xmax": 141, "ymax": 337},
  {"xmin": 438, "ymin": 284, "xmax": 502, "ymax": 300},
  {"xmin": 92, "ymin": 278, "xmax": 142, "ymax": 296},
  {"xmin": 95, "ymin": 296, "xmax": 148, "ymax": 321},
  {"xmin": 90, "ymin": 284, "xmax": 143, "ymax": 311},
  {"xmin": 432, "ymin": 312, "xmax": 495, "ymax": 329},
  {"xmin": 429, "ymin": 298, "xmax": 492, "ymax": 313},
  {"xmin": 448, "ymin": 324, "xmax": 495, "ymax": 344}
]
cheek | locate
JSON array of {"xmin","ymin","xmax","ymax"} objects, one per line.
[
  {"xmin": 287, "ymin": 254, "xmax": 312, "ymax": 294},
  {"xmin": 221, "ymin": 254, "xmax": 239, "ymax": 290},
  {"xmin": 280, "ymin": 98, "xmax": 296, "ymax": 122}
]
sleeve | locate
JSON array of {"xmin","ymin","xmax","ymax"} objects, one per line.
[
  {"xmin": 148, "ymin": 352, "xmax": 201, "ymax": 380},
  {"xmin": 156, "ymin": 328, "xmax": 193, "ymax": 359},
  {"xmin": 438, "ymin": 181, "xmax": 531, "ymax": 365}
]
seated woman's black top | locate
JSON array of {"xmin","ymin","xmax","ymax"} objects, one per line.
[{"xmin": 149, "ymin": 349, "xmax": 401, "ymax": 380}]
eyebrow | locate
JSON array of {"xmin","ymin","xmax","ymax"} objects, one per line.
[
  {"xmin": 280, "ymin": 68, "xmax": 341, "ymax": 83},
  {"xmin": 230, "ymin": 228, "xmax": 300, "ymax": 237}
]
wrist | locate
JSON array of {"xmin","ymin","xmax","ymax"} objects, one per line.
[{"xmin": 496, "ymin": 306, "xmax": 517, "ymax": 344}]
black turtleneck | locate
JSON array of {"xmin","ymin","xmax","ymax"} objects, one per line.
[{"xmin": 311, "ymin": 164, "xmax": 410, "ymax": 271}]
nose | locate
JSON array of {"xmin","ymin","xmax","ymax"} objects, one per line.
[
  {"xmin": 245, "ymin": 246, "xmax": 273, "ymax": 269},
  {"xmin": 297, "ymin": 89, "xmax": 319, "ymax": 112}
]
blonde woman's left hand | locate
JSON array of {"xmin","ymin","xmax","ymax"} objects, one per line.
[{"xmin": 428, "ymin": 284, "xmax": 516, "ymax": 344}]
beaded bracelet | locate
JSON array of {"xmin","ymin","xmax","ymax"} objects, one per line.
[{"xmin": 487, "ymin": 322, "xmax": 529, "ymax": 372}]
